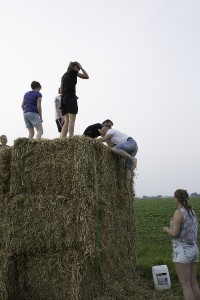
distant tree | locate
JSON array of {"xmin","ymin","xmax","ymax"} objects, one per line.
[
  {"xmin": 156, "ymin": 195, "xmax": 162, "ymax": 198},
  {"xmin": 190, "ymin": 192, "xmax": 200, "ymax": 197}
]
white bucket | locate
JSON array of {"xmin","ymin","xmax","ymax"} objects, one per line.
[{"xmin": 152, "ymin": 265, "xmax": 171, "ymax": 290}]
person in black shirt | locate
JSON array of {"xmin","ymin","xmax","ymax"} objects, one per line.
[
  {"xmin": 83, "ymin": 119, "xmax": 113, "ymax": 138},
  {"xmin": 60, "ymin": 61, "xmax": 89, "ymax": 138}
]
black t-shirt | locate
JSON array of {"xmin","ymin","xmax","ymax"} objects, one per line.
[
  {"xmin": 83, "ymin": 123, "xmax": 102, "ymax": 138},
  {"xmin": 61, "ymin": 69, "xmax": 78, "ymax": 95}
]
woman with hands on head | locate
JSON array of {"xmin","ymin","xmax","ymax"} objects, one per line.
[
  {"xmin": 60, "ymin": 61, "xmax": 89, "ymax": 138},
  {"xmin": 163, "ymin": 189, "xmax": 200, "ymax": 300}
]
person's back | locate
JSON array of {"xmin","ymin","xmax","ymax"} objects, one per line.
[
  {"xmin": 23, "ymin": 90, "xmax": 42, "ymax": 113},
  {"xmin": 61, "ymin": 69, "xmax": 78, "ymax": 96},
  {"xmin": 21, "ymin": 81, "xmax": 43, "ymax": 139},
  {"xmin": 172, "ymin": 207, "xmax": 198, "ymax": 245},
  {"xmin": 83, "ymin": 119, "xmax": 113, "ymax": 139},
  {"xmin": 163, "ymin": 189, "xmax": 200, "ymax": 300},
  {"xmin": 83, "ymin": 123, "xmax": 102, "ymax": 138},
  {"xmin": 60, "ymin": 61, "xmax": 89, "ymax": 138},
  {"xmin": 105, "ymin": 128, "xmax": 130, "ymax": 145}
]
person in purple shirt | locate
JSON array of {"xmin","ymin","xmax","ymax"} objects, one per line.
[{"xmin": 21, "ymin": 81, "xmax": 43, "ymax": 139}]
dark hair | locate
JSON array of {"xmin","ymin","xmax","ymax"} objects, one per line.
[
  {"xmin": 174, "ymin": 189, "xmax": 194, "ymax": 216},
  {"xmin": 31, "ymin": 81, "xmax": 41, "ymax": 89},
  {"xmin": 101, "ymin": 119, "xmax": 113, "ymax": 128},
  {"xmin": 67, "ymin": 61, "xmax": 79, "ymax": 71}
]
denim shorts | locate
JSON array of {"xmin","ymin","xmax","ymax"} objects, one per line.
[
  {"xmin": 24, "ymin": 112, "xmax": 42, "ymax": 128},
  {"xmin": 115, "ymin": 138, "xmax": 138, "ymax": 169},
  {"xmin": 172, "ymin": 242, "xmax": 199, "ymax": 264}
]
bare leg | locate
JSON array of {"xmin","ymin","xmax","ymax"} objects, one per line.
[
  {"xmin": 190, "ymin": 263, "xmax": 200, "ymax": 299},
  {"xmin": 28, "ymin": 127, "xmax": 34, "ymax": 139},
  {"xmin": 112, "ymin": 147, "xmax": 137, "ymax": 169},
  {"xmin": 68, "ymin": 113, "xmax": 76, "ymax": 137},
  {"xmin": 174, "ymin": 263, "xmax": 195, "ymax": 300},
  {"xmin": 61, "ymin": 114, "xmax": 69, "ymax": 138},
  {"xmin": 35, "ymin": 125, "xmax": 43, "ymax": 139},
  {"xmin": 125, "ymin": 168, "xmax": 132, "ymax": 188}
]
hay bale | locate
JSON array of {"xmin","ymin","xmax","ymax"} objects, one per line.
[
  {"xmin": 5, "ymin": 192, "xmax": 136, "ymax": 299},
  {"xmin": 3, "ymin": 137, "xmax": 136, "ymax": 299},
  {"xmin": 10, "ymin": 137, "xmax": 128, "ymax": 197},
  {"xmin": 0, "ymin": 195, "xmax": 10, "ymax": 250},
  {"xmin": 6, "ymin": 192, "xmax": 136, "ymax": 272},
  {"xmin": 7, "ymin": 251, "xmax": 97, "ymax": 300},
  {"xmin": 0, "ymin": 147, "xmax": 11, "ymax": 194},
  {"xmin": 7, "ymin": 194, "xmax": 97, "ymax": 255},
  {"xmin": 10, "ymin": 137, "xmax": 98, "ymax": 196},
  {"xmin": 0, "ymin": 252, "xmax": 9, "ymax": 300},
  {"xmin": 0, "ymin": 251, "xmax": 20, "ymax": 300}
]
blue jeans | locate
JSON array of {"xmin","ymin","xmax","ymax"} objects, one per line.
[
  {"xmin": 115, "ymin": 138, "xmax": 138, "ymax": 169},
  {"xmin": 24, "ymin": 112, "xmax": 42, "ymax": 128},
  {"xmin": 172, "ymin": 241, "xmax": 199, "ymax": 263}
]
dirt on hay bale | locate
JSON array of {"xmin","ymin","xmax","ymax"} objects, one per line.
[
  {"xmin": 0, "ymin": 147, "xmax": 11, "ymax": 194},
  {"xmin": 94, "ymin": 272, "xmax": 182, "ymax": 300}
]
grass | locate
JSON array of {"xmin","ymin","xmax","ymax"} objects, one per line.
[{"xmin": 134, "ymin": 197, "xmax": 200, "ymax": 296}]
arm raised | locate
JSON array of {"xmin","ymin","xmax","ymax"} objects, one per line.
[{"xmin": 77, "ymin": 63, "xmax": 89, "ymax": 79}]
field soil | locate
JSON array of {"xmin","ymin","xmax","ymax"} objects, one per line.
[
  {"xmin": 128, "ymin": 273, "xmax": 182, "ymax": 300},
  {"xmin": 95, "ymin": 270, "xmax": 182, "ymax": 300}
]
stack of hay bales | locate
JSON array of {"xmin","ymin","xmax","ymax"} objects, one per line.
[
  {"xmin": 0, "ymin": 147, "xmax": 11, "ymax": 299},
  {"xmin": 1, "ymin": 137, "xmax": 136, "ymax": 299}
]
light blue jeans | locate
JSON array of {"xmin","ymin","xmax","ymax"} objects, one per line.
[
  {"xmin": 172, "ymin": 241, "xmax": 199, "ymax": 263},
  {"xmin": 114, "ymin": 138, "xmax": 138, "ymax": 169},
  {"xmin": 24, "ymin": 112, "xmax": 42, "ymax": 128}
]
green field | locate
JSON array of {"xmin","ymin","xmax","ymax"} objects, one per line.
[{"xmin": 135, "ymin": 197, "xmax": 200, "ymax": 284}]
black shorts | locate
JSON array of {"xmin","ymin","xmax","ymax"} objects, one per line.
[
  {"xmin": 55, "ymin": 118, "xmax": 64, "ymax": 133},
  {"xmin": 60, "ymin": 94, "xmax": 78, "ymax": 115}
]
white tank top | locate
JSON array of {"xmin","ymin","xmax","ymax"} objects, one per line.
[{"xmin": 170, "ymin": 207, "xmax": 198, "ymax": 244}]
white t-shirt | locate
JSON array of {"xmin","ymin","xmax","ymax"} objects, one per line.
[
  {"xmin": 106, "ymin": 129, "xmax": 130, "ymax": 145},
  {"xmin": 54, "ymin": 95, "xmax": 62, "ymax": 120}
]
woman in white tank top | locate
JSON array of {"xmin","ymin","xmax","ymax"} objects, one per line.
[{"xmin": 163, "ymin": 189, "xmax": 200, "ymax": 300}]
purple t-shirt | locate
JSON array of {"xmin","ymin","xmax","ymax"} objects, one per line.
[{"xmin": 23, "ymin": 91, "xmax": 42, "ymax": 113}]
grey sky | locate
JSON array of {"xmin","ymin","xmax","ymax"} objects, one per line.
[{"xmin": 0, "ymin": 0, "xmax": 200, "ymax": 197}]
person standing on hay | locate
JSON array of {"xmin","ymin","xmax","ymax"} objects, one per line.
[
  {"xmin": 0, "ymin": 135, "xmax": 10, "ymax": 147},
  {"xmin": 163, "ymin": 189, "xmax": 200, "ymax": 300},
  {"xmin": 83, "ymin": 119, "xmax": 113, "ymax": 138},
  {"xmin": 60, "ymin": 61, "xmax": 89, "ymax": 138},
  {"xmin": 98, "ymin": 126, "xmax": 138, "ymax": 183},
  {"xmin": 54, "ymin": 87, "xmax": 64, "ymax": 136},
  {"xmin": 21, "ymin": 81, "xmax": 43, "ymax": 139}
]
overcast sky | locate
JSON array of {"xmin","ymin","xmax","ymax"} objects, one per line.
[{"xmin": 0, "ymin": 0, "xmax": 199, "ymax": 197}]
